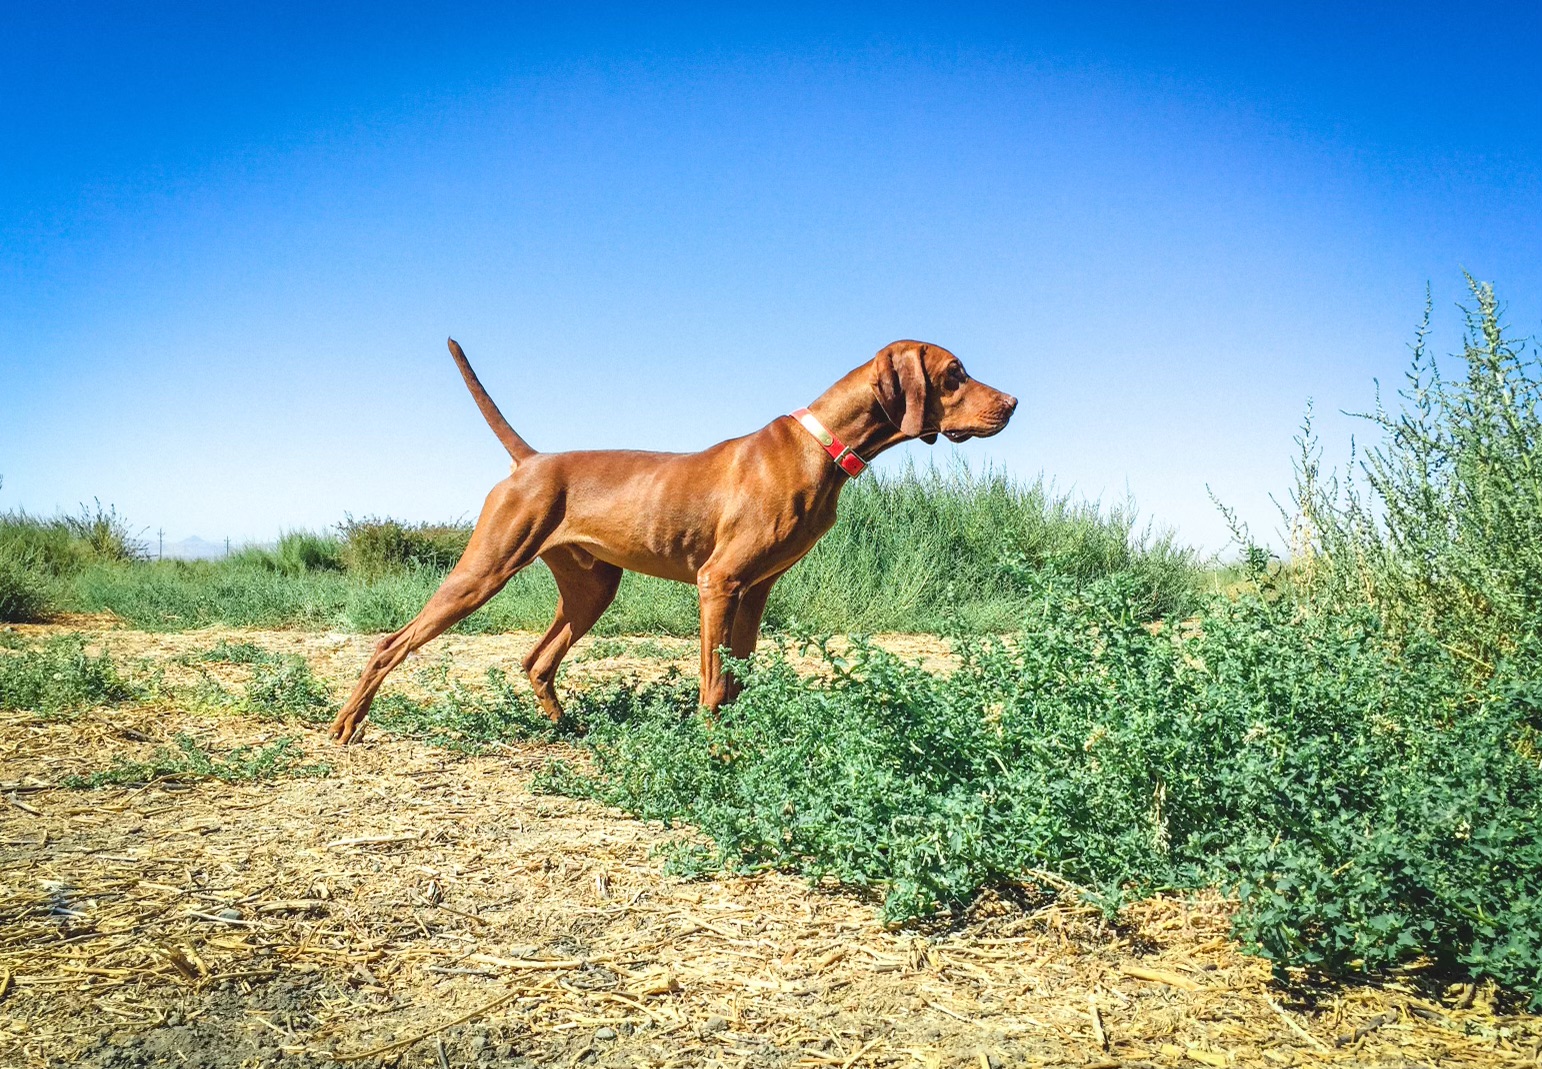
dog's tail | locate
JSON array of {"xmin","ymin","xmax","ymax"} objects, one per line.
[{"xmin": 447, "ymin": 338, "xmax": 537, "ymax": 462}]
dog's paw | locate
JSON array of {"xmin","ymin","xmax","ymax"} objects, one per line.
[{"xmin": 327, "ymin": 714, "xmax": 368, "ymax": 745}]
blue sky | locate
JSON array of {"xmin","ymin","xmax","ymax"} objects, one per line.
[{"xmin": 3, "ymin": 3, "xmax": 1539, "ymax": 552}]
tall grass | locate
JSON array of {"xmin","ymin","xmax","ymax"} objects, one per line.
[
  {"xmin": 1285, "ymin": 278, "xmax": 1542, "ymax": 672},
  {"xmin": 34, "ymin": 466, "xmax": 1198, "ymax": 634},
  {"xmin": 775, "ymin": 461, "xmax": 1197, "ymax": 631},
  {"xmin": 230, "ymin": 530, "xmax": 344, "ymax": 576},
  {"xmin": 0, "ymin": 496, "xmax": 147, "ymax": 622}
]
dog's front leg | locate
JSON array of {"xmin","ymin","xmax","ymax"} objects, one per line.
[{"xmin": 696, "ymin": 569, "xmax": 746, "ymax": 712}]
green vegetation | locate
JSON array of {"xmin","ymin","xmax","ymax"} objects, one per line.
[
  {"xmin": 372, "ymin": 661, "xmax": 561, "ymax": 750},
  {"xmin": 0, "ymin": 496, "xmax": 146, "ymax": 622},
  {"xmin": 191, "ymin": 639, "xmax": 274, "ymax": 664},
  {"xmin": 775, "ymin": 462, "xmax": 1198, "ymax": 632},
  {"xmin": 230, "ymin": 529, "xmax": 344, "ymax": 576},
  {"xmin": 1, "ymin": 469, "xmax": 1198, "ymax": 635},
  {"xmin": 0, "ymin": 554, "xmax": 48, "ymax": 622},
  {"xmin": 182, "ymin": 641, "xmax": 336, "ymax": 722},
  {"xmin": 0, "ymin": 634, "xmax": 144, "ymax": 714},
  {"xmin": 543, "ymin": 577, "xmax": 1542, "ymax": 1000},
  {"xmin": 576, "ymin": 636, "xmax": 682, "ymax": 661},
  {"xmin": 335, "ymin": 515, "xmax": 470, "ymax": 576},
  {"xmin": 242, "ymin": 656, "xmax": 336, "ymax": 722},
  {"xmin": 62, "ymin": 733, "xmax": 329, "ymax": 788},
  {"xmin": 1285, "ymin": 279, "xmax": 1542, "ymax": 673}
]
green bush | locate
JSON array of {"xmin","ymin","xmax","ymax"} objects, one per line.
[
  {"xmin": 0, "ymin": 552, "xmax": 49, "ymax": 622},
  {"xmin": 372, "ymin": 662, "xmax": 558, "ymax": 750},
  {"xmin": 0, "ymin": 511, "xmax": 83, "ymax": 577},
  {"xmin": 0, "ymin": 635, "xmax": 142, "ymax": 714},
  {"xmin": 244, "ymin": 656, "xmax": 335, "ymax": 722},
  {"xmin": 338, "ymin": 516, "xmax": 471, "ymax": 576},
  {"xmin": 63, "ymin": 499, "xmax": 147, "ymax": 563},
  {"xmin": 1287, "ymin": 278, "xmax": 1542, "ymax": 671},
  {"xmin": 230, "ymin": 530, "xmax": 344, "ymax": 576},
  {"xmin": 545, "ymin": 573, "xmax": 1542, "ymax": 1000},
  {"xmin": 0, "ymin": 497, "xmax": 147, "ymax": 622},
  {"xmin": 193, "ymin": 640, "xmax": 273, "ymax": 664}
]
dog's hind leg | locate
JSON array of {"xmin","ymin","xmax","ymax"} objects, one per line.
[
  {"xmin": 327, "ymin": 485, "xmax": 555, "ymax": 744},
  {"xmin": 522, "ymin": 547, "xmax": 622, "ymax": 721}
]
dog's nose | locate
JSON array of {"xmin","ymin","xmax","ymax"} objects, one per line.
[{"xmin": 1003, "ymin": 394, "xmax": 1018, "ymax": 415}]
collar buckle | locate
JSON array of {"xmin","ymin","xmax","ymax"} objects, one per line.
[{"xmin": 790, "ymin": 408, "xmax": 867, "ymax": 476}]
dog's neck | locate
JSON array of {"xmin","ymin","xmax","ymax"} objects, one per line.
[{"xmin": 804, "ymin": 364, "xmax": 910, "ymax": 468}]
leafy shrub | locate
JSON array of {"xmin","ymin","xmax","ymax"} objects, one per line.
[
  {"xmin": 0, "ymin": 552, "xmax": 49, "ymax": 622},
  {"xmin": 1286, "ymin": 278, "xmax": 1542, "ymax": 671},
  {"xmin": 0, "ymin": 496, "xmax": 144, "ymax": 623},
  {"xmin": 244, "ymin": 656, "xmax": 334, "ymax": 722},
  {"xmin": 338, "ymin": 516, "xmax": 471, "ymax": 576},
  {"xmin": 373, "ymin": 662, "xmax": 559, "ymax": 750},
  {"xmin": 546, "ymin": 571, "xmax": 1542, "ymax": 1002},
  {"xmin": 0, "ymin": 512, "xmax": 82, "ymax": 576},
  {"xmin": 62, "ymin": 499, "xmax": 147, "ymax": 563},
  {"xmin": 0, "ymin": 497, "xmax": 144, "ymax": 576},
  {"xmin": 63, "ymin": 733, "xmax": 329, "ymax": 787},
  {"xmin": 0, "ymin": 635, "xmax": 141, "ymax": 714}
]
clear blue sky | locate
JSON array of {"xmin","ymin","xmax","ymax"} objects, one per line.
[{"xmin": 3, "ymin": 3, "xmax": 1539, "ymax": 552}]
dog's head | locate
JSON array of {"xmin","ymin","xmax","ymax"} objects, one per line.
[{"xmin": 871, "ymin": 341, "xmax": 1016, "ymax": 444}]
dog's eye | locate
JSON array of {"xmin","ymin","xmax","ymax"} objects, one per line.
[{"xmin": 946, "ymin": 364, "xmax": 967, "ymax": 389}]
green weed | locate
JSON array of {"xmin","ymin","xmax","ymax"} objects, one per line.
[
  {"xmin": 0, "ymin": 552, "xmax": 49, "ymax": 622},
  {"xmin": 230, "ymin": 530, "xmax": 344, "ymax": 576},
  {"xmin": 62, "ymin": 733, "xmax": 329, "ymax": 788},
  {"xmin": 372, "ymin": 661, "xmax": 559, "ymax": 750},
  {"xmin": 1285, "ymin": 278, "xmax": 1542, "ymax": 672},
  {"xmin": 0, "ymin": 496, "xmax": 143, "ymax": 576},
  {"xmin": 576, "ymin": 637, "xmax": 681, "ymax": 661},
  {"xmin": 182, "ymin": 641, "xmax": 334, "ymax": 722},
  {"xmin": 194, "ymin": 640, "xmax": 275, "ymax": 665},
  {"xmin": 774, "ymin": 461, "xmax": 1199, "ymax": 631},
  {"xmin": 0, "ymin": 493, "xmax": 150, "ymax": 620},
  {"xmin": 538, "ymin": 283, "xmax": 1542, "ymax": 1002},
  {"xmin": 0, "ymin": 510, "xmax": 83, "ymax": 577},
  {"xmin": 0, "ymin": 635, "xmax": 142, "ymax": 714},
  {"xmin": 337, "ymin": 516, "xmax": 470, "ymax": 577},
  {"xmin": 244, "ymin": 656, "xmax": 334, "ymax": 722},
  {"xmin": 63, "ymin": 499, "xmax": 147, "ymax": 563}
]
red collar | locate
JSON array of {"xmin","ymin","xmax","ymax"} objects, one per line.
[{"xmin": 790, "ymin": 408, "xmax": 867, "ymax": 476}]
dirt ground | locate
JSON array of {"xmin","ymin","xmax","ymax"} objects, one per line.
[{"xmin": 3, "ymin": 624, "xmax": 1541, "ymax": 1068}]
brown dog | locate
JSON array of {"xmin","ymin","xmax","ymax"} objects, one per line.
[{"xmin": 326, "ymin": 340, "xmax": 1016, "ymax": 743}]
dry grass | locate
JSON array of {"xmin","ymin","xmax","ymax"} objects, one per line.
[{"xmin": 2, "ymin": 625, "xmax": 1540, "ymax": 1067}]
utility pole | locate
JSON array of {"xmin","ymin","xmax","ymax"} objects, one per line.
[
  {"xmin": 157, "ymin": 528, "xmax": 164, "ymax": 561},
  {"xmin": 224, "ymin": 536, "xmax": 230, "ymax": 559}
]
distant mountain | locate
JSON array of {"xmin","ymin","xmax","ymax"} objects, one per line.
[{"xmin": 156, "ymin": 536, "xmax": 274, "ymax": 561}]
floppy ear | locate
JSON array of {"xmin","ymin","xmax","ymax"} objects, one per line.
[{"xmin": 873, "ymin": 344, "xmax": 932, "ymax": 440}]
